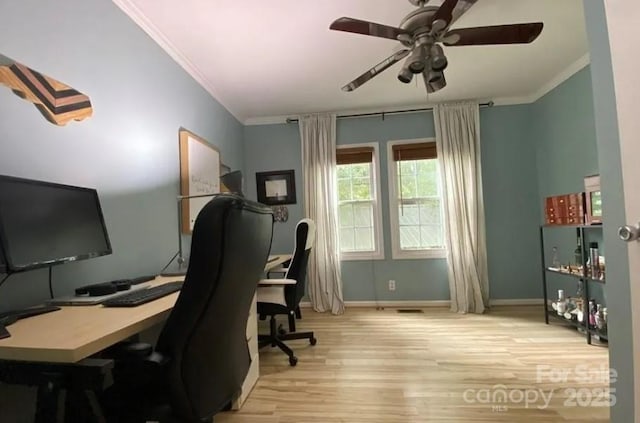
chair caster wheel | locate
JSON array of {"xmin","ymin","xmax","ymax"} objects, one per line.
[
  {"xmin": 310, "ymin": 337, "xmax": 317, "ymax": 346},
  {"xmin": 289, "ymin": 356, "xmax": 298, "ymax": 366},
  {"xmin": 278, "ymin": 324, "xmax": 287, "ymax": 336}
]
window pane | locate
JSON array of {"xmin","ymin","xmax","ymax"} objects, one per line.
[
  {"xmin": 351, "ymin": 163, "xmax": 370, "ymax": 178},
  {"xmin": 354, "ymin": 228, "xmax": 374, "ymax": 251},
  {"xmin": 392, "ymin": 152, "xmax": 445, "ymax": 254},
  {"xmin": 419, "ymin": 200, "xmax": 441, "ymax": 225},
  {"xmin": 399, "ymin": 161, "xmax": 416, "ymax": 175},
  {"xmin": 336, "ymin": 157, "xmax": 380, "ymax": 255},
  {"xmin": 338, "ymin": 179, "xmax": 352, "ymax": 201},
  {"xmin": 416, "ymin": 159, "xmax": 437, "ymax": 175},
  {"xmin": 420, "ymin": 225, "xmax": 444, "ymax": 248},
  {"xmin": 399, "ymin": 175, "xmax": 417, "ymax": 199},
  {"xmin": 339, "ymin": 204, "xmax": 354, "ymax": 228},
  {"xmin": 352, "ymin": 179, "xmax": 371, "ymax": 200},
  {"xmin": 340, "ymin": 227, "xmax": 355, "ymax": 251},
  {"xmin": 417, "ymin": 172, "xmax": 438, "ymax": 197},
  {"xmin": 337, "ymin": 165, "xmax": 351, "ymax": 179},
  {"xmin": 353, "ymin": 204, "xmax": 373, "ymax": 227},
  {"xmin": 400, "ymin": 226, "xmax": 421, "ymax": 249},
  {"xmin": 398, "ymin": 204, "xmax": 419, "ymax": 225}
]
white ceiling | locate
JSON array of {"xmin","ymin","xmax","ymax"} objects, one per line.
[{"xmin": 116, "ymin": 0, "xmax": 589, "ymax": 124}]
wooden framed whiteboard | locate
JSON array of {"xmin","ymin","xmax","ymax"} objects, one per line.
[{"xmin": 179, "ymin": 128, "xmax": 220, "ymax": 233}]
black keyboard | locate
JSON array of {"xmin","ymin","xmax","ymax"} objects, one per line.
[{"xmin": 102, "ymin": 282, "xmax": 183, "ymax": 307}]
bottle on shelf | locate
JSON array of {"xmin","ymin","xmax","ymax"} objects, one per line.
[
  {"xmin": 588, "ymin": 300, "xmax": 597, "ymax": 328},
  {"xmin": 589, "ymin": 242, "xmax": 600, "ymax": 279},
  {"xmin": 551, "ymin": 247, "xmax": 560, "ymax": 269},
  {"xmin": 574, "ymin": 233, "xmax": 583, "ymax": 267},
  {"xmin": 557, "ymin": 289, "xmax": 567, "ymax": 315},
  {"xmin": 595, "ymin": 304, "xmax": 606, "ymax": 331}
]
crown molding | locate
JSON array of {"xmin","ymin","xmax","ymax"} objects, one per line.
[
  {"xmin": 112, "ymin": 0, "xmax": 244, "ymax": 123},
  {"xmin": 528, "ymin": 53, "xmax": 591, "ymax": 103}
]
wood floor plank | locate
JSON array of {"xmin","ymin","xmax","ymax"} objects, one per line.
[{"xmin": 218, "ymin": 306, "xmax": 609, "ymax": 422}]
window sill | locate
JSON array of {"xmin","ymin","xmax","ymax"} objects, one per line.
[
  {"xmin": 391, "ymin": 249, "xmax": 447, "ymax": 260},
  {"xmin": 340, "ymin": 251, "xmax": 385, "ymax": 261}
]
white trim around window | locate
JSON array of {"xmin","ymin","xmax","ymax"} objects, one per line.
[
  {"xmin": 337, "ymin": 142, "xmax": 384, "ymax": 261},
  {"xmin": 387, "ymin": 138, "xmax": 447, "ymax": 260}
]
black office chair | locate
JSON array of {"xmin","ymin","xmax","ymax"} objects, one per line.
[
  {"xmin": 257, "ymin": 218, "xmax": 317, "ymax": 366},
  {"xmin": 102, "ymin": 194, "xmax": 273, "ymax": 422}
]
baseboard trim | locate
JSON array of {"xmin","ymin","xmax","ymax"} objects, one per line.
[
  {"xmin": 490, "ymin": 299, "xmax": 543, "ymax": 306},
  {"xmin": 299, "ymin": 299, "xmax": 542, "ymax": 309}
]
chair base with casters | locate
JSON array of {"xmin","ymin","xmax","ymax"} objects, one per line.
[{"xmin": 258, "ymin": 311, "xmax": 316, "ymax": 366}]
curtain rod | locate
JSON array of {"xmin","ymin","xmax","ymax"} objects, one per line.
[{"xmin": 285, "ymin": 101, "xmax": 494, "ymax": 124}]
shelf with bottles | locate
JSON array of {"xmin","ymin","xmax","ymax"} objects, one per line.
[
  {"xmin": 545, "ymin": 266, "xmax": 606, "ymax": 284},
  {"xmin": 547, "ymin": 292, "xmax": 607, "ymax": 328},
  {"xmin": 540, "ymin": 225, "xmax": 607, "ymax": 346}
]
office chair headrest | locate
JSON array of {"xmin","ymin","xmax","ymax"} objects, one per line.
[{"xmin": 298, "ymin": 218, "xmax": 315, "ymax": 250}]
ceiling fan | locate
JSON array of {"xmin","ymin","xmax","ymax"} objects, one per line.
[{"xmin": 329, "ymin": 0, "xmax": 544, "ymax": 94}]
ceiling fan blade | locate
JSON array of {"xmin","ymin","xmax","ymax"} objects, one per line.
[
  {"xmin": 431, "ymin": 0, "xmax": 459, "ymax": 30},
  {"xmin": 443, "ymin": 23, "xmax": 544, "ymax": 46},
  {"xmin": 342, "ymin": 49, "xmax": 410, "ymax": 92},
  {"xmin": 450, "ymin": 0, "xmax": 479, "ymax": 26},
  {"xmin": 330, "ymin": 17, "xmax": 408, "ymax": 41}
]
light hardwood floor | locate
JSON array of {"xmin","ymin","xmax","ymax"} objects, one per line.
[{"xmin": 218, "ymin": 306, "xmax": 610, "ymax": 423}]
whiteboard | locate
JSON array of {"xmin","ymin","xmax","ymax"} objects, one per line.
[{"xmin": 179, "ymin": 128, "xmax": 220, "ymax": 233}]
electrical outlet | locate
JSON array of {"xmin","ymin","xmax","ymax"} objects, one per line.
[{"xmin": 388, "ymin": 280, "xmax": 396, "ymax": 291}]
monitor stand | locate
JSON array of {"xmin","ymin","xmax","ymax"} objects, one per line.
[{"xmin": 160, "ymin": 255, "xmax": 188, "ymax": 277}]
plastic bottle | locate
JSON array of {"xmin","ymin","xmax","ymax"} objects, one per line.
[
  {"xmin": 589, "ymin": 242, "xmax": 600, "ymax": 279},
  {"xmin": 557, "ymin": 290, "xmax": 566, "ymax": 315}
]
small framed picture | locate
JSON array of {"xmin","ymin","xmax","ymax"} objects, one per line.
[{"xmin": 256, "ymin": 170, "xmax": 296, "ymax": 205}]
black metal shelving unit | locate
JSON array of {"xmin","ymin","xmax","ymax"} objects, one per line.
[{"xmin": 540, "ymin": 225, "xmax": 607, "ymax": 345}]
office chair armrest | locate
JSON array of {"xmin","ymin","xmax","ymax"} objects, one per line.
[
  {"xmin": 109, "ymin": 341, "xmax": 153, "ymax": 359},
  {"xmin": 267, "ymin": 266, "xmax": 289, "ymax": 274},
  {"xmin": 258, "ymin": 278, "xmax": 296, "ymax": 286},
  {"xmin": 108, "ymin": 342, "xmax": 169, "ymax": 366},
  {"xmin": 145, "ymin": 351, "xmax": 169, "ymax": 366}
]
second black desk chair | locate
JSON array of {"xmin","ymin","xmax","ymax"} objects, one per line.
[{"xmin": 257, "ymin": 218, "xmax": 317, "ymax": 366}]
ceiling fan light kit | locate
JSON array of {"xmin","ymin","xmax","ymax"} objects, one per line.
[{"xmin": 330, "ymin": 0, "xmax": 544, "ymax": 95}]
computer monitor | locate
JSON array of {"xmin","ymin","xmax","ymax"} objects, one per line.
[{"xmin": 0, "ymin": 175, "xmax": 112, "ymax": 272}]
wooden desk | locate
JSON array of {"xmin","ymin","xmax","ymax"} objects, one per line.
[
  {"xmin": 0, "ymin": 254, "xmax": 292, "ymax": 420},
  {"xmin": 0, "ymin": 254, "xmax": 291, "ymax": 364}
]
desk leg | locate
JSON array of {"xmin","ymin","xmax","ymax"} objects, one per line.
[
  {"xmin": 34, "ymin": 382, "xmax": 63, "ymax": 423},
  {"xmin": 0, "ymin": 359, "xmax": 112, "ymax": 423}
]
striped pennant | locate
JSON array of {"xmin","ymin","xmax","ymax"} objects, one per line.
[{"xmin": 0, "ymin": 54, "xmax": 92, "ymax": 126}]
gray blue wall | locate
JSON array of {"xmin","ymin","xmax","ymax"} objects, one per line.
[
  {"xmin": 0, "ymin": 0, "xmax": 243, "ymax": 312},
  {"xmin": 584, "ymin": 1, "xmax": 634, "ymax": 421},
  {"xmin": 530, "ymin": 67, "xmax": 606, "ymax": 303},
  {"xmin": 244, "ymin": 105, "xmax": 542, "ymax": 301},
  {"xmin": 533, "ymin": 67, "xmax": 599, "ymax": 203}
]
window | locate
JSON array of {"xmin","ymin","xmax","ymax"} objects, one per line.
[
  {"xmin": 336, "ymin": 143, "xmax": 384, "ymax": 260},
  {"xmin": 388, "ymin": 139, "xmax": 446, "ymax": 259}
]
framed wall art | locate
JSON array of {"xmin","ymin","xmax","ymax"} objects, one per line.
[{"xmin": 256, "ymin": 170, "xmax": 296, "ymax": 205}]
